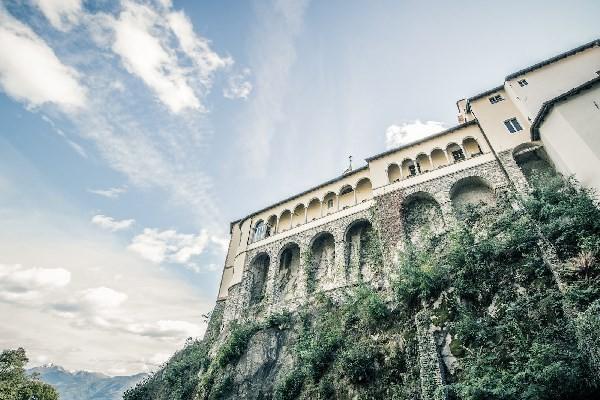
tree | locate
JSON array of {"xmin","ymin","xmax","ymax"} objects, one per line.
[{"xmin": 0, "ymin": 348, "xmax": 58, "ymax": 400}]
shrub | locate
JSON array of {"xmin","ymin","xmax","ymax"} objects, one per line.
[
  {"xmin": 215, "ymin": 322, "xmax": 260, "ymax": 368},
  {"xmin": 273, "ymin": 369, "xmax": 305, "ymax": 400}
]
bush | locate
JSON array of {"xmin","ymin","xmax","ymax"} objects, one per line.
[
  {"xmin": 215, "ymin": 322, "xmax": 260, "ymax": 368},
  {"xmin": 273, "ymin": 369, "xmax": 305, "ymax": 400},
  {"xmin": 339, "ymin": 340, "xmax": 380, "ymax": 385}
]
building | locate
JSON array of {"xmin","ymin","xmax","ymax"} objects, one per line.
[{"xmin": 216, "ymin": 39, "xmax": 600, "ymax": 324}]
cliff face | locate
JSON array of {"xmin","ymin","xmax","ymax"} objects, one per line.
[{"xmin": 125, "ymin": 174, "xmax": 600, "ymax": 400}]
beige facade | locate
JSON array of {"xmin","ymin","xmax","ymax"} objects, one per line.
[{"xmin": 217, "ymin": 39, "xmax": 600, "ymax": 300}]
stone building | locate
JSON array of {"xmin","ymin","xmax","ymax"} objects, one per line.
[{"xmin": 216, "ymin": 39, "xmax": 600, "ymax": 327}]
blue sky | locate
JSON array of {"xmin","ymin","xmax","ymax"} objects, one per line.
[{"xmin": 0, "ymin": 0, "xmax": 598, "ymax": 375}]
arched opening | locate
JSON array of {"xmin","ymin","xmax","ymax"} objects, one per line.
[
  {"xmin": 266, "ymin": 215, "xmax": 277, "ymax": 237},
  {"xmin": 323, "ymin": 192, "xmax": 337, "ymax": 215},
  {"xmin": 462, "ymin": 137, "xmax": 483, "ymax": 158},
  {"xmin": 450, "ymin": 176, "xmax": 496, "ymax": 213},
  {"xmin": 278, "ymin": 210, "xmax": 292, "ymax": 232},
  {"xmin": 249, "ymin": 253, "xmax": 270, "ymax": 305},
  {"xmin": 431, "ymin": 148, "xmax": 448, "ymax": 169},
  {"xmin": 309, "ymin": 232, "xmax": 336, "ymax": 291},
  {"xmin": 513, "ymin": 144, "xmax": 554, "ymax": 183},
  {"xmin": 339, "ymin": 185, "xmax": 355, "ymax": 209},
  {"xmin": 344, "ymin": 219, "xmax": 377, "ymax": 281},
  {"xmin": 401, "ymin": 159, "xmax": 417, "ymax": 177},
  {"xmin": 416, "ymin": 153, "xmax": 432, "ymax": 173},
  {"xmin": 277, "ymin": 243, "xmax": 300, "ymax": 301},
  {"xmin": 403, "ymin": 192, "xmax": 444, "ymax": 245},
  {"xmin": 252, "ymin": 220, "xmax": 266, "ymax": 242},
  {"xmin": 306, "ymin": 198, "xmax": 321, "ymax": 221},
  {"xmin": 292, "ymin": 204, "xmax": 305, "ymax": 227},
  {"xmin": 447, "ymin": 143, "xmax": 465, "ymax": 163},
  {"xmin": 387, "ymin": 163, "xmax": 401, "ymax": 183},
  {"xmin": 355, "ymin": 178, "xmax": 373, "ymax": 203}
]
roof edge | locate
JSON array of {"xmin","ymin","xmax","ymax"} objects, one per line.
[
  {"xmin": 530, "ymin": 75, "xmax": 600, "ymax": 140},
  {"xmin": 365, "ymin": 120, "xmax": 478, "ymax": 162}
]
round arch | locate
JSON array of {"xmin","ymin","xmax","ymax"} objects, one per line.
[
  {"xmin": 387, "ymin": 163, "xmax": 401, "ymax": 183},
  {"xmin": 355, "ymin": 178, "xmax": 373, "ymax": 203}
]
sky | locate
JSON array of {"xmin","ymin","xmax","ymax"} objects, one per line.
[{"xmin": 0, "ymin": 0, "xmax": 598, "ymax": 375}]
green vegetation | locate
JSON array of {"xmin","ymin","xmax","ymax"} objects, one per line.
[
  {"xmin": 0, "ymin": 348, "xmax": 59, "ymax": 400},
  {"xmin": 125, "ymin": 173, "xmax": 600, "ymax": 400}
]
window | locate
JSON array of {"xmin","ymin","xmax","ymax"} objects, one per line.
[
  {"xmin": 408, "ymin": 165, "xmax": 417, "ymax": 176},
  {"xmin": 504, "ymin": 118, "xmax": 523, "ymax": 133},
  {"xmin": 517, "ymin": 79, "xmax": 528, "ymax": 87},
  {"xmin": 253, "ymin": 221, "xmax": 267, "ymax": 242},
  {"xmin": 451, "ymin": 149, "xmax": 465, "ymax": 162},
  {"xmin": 327, "ymin": 199, "xmax": 334, "ymax": 208},
  {"xmin": 489, "ymin": 94, "xmax": 504, "ymax": 104}
]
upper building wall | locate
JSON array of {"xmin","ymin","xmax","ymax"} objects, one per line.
[{"xmin": 505, "ymin": 43, "xmax": 600, "ymax": 122}]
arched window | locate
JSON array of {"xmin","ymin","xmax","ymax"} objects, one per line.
[
  {"xmin": 339, "ymin": 185, "xmax": 355, "ymax": 209},
  {"xmin": 401, "ymin": 159, "xmax": 417, "ymax": 177},
  {"xmin": 387, "ymin": 163, "xmax": 401, "ymax": 183},
  {"xmin": 355, "ymin": 178, "xmax": 372, "ymax": 202},
  {"xmin": 252, "ymin": 220, "xmax": 267, "ymax": 242},
  {"xmin": 278, "ymin": 210, "xmax": 292, "ymax": 232},
  {"xmin": 292, "ymin": 204, "xmax": 306, "ymax": 227},
  {"xmin": 416, "ymin": 153, "xmax": 432, "ymax": 173},
  {"xmin": 266, "ymin": 215, "xmax": 277, "ymax": 237},
  {"xmin": 462, "ymin": 137, "xmax": 482, "ymax": 157},
  {"xmin": 446, "ymin": 143, "xmax": 465, "ymax": 163},
  {"xmin": 323, "ymin": 192, "xmax": 337, "ymax": 215},
  {"xmin": 430, "ymin": 148, "xmax": 448, "ymax": 169},
  {"xmin": 306, "ymin": 198, "xmax": 321, "ymax": 221}
]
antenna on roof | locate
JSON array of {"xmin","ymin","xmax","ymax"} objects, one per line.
[{"xmin": 343, "ymin": 155, "xmax": 353, "ymax": 175}]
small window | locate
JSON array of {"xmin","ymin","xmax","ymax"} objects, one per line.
[
  {"xmin": 451, "ymin": 149, "xmax": 465, "ymax": 162},
  {"xmin": 517, "ymin": 79, "xmax": 528, "ymax": 87},
  {"xmin": 489, "ymin": 94, "xmax": 504, "ymax": 104},
  {"xmin": 327, "ymin": 199, "xmax": 334, "ymax": 209},
  {"xmin": 504, "ymin": 118, "xmax": 523, "ymax": 133}
]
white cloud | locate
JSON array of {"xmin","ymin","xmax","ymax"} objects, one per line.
[
  {"xmin": 79, "ymin": 286, "xmax": 128, "ymax": 310},
  {"xmin": 88, "ymin": 186, "xmax": 127, "ymax": 199},
  {"xmin": 110, "ymin": 1, "xmax": 231, "ymax": 113},
  {"xmin": 126, "ymin": 319, "xmax": 203, "ymax": 339},
  {"xmin": 91, "ymin": 214, "xmax": 135, "ymax": 232},
  {"xmin": 128, "ymin": 228, "xmax": 224, "ymax": 270},
  {"xmin": 223, "ymin": 68, "xmax": 253, "ymax": 100},
  {"xmin": 0, "ymin": 263, "xmax": 70, "ymax": 304},
  {"xmin": 33, "ymin": 0, "xmax": 82, "ymax": 31},
  {"xmin": 0, "ymin": 5, "xmax": 86, "ymax": 110},
  {"xmin": 385, "ymin": 120, "xmax": 447, "ymax": 149},
  {"xmin": 66, "ymin": 139, "xmax": 88, "ymax": 158}
]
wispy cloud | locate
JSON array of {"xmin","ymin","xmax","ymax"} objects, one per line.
[
  {"xmin": 88, "ymin": 186, "xmax": 127, "ymax": 199},
  {"xmin": 91, "ymin": 214, "xmax": 135, "ymax": 232},
  {"xmin": 385, "ymin": 120, "xmax": 447, "ymax": 149},
  {"xmin": 223, "ymin": 68, "xmax": 252, "ymax": 100},
  {"xmin": 128, "ymin": 228, "xmax": 225, "ymax": 272},
  {"xmin": 238, "ymin": 0, "xmax": 310, "ymax": 176},
  {"xmin": 0, "ymin": 4, "xmax": 86, "ymax": 111},
  {"xmin": 33, "ymin": 0, "xmax": 83, "ymax": 31}
]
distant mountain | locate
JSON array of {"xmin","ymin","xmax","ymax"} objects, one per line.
[{"xmin": 27, "ymin": 365, "xmax": 147, "ymax": 400}]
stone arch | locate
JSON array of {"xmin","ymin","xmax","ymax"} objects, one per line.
[
  {"xmin": 431, "ymin": 148, "xmax": 448, "ymax": 169},
  {"xmin": 403, "ymin": 192, "xmax": 445, "ymax": 245},
  {"xmin": 278, "ymin": 210, "xmax": 292, "ymax": 232},
  {"xmin": 344, "ymin": 219, "xmax": 377, "ymax": 281},
  {"xmin": 339, "ymin": 184, "xmax": 355, "ymax": 209},
  {"xmin": 387, "ymin": 163, "xmax": 401, "ymax": 183},
  {"xmin": 512, "ymin": 143, "xmax": 554, "ymax": 182},
  {"xmin": 355, "ymin": 178, "xmax": 373, "ymax": 203},
  {"xmin": 450, "ymin": 176, "xmax": 496, "ymax": 213},
  {"xmin": 323, "ymin": 192, "xmax": 337, "ymax": 215},
  {"xmin": 306, "ymin": 198, "xmax": 321, "ymax": 222},
  {"xmin": 401, "ymin": 158, "xmax": 417, "ymax": 177},
  {"xmin": 277, "ymin": 242, "xmax": 300, "ymax": 301},
  {"xmin": 462, "ymin": 137, "xmax": 483, "ymax": 157},
  {"xmin": 248, "ymin": 252, "xmax": 270, "ymax": 305},
  {"xmin": 292, "ymin": 203, "xmax": 306, "ymax": 227},
  {"xmin": 447, "ymin": 142, "xmax": 465, "ymax": 163},
  {"xmin": 416, "ymin": 153, "xmax": 432, "ymax": 173},
  {"xmin": 309, "ymin": 231, "xmax": 336, "ymax": 291}
]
